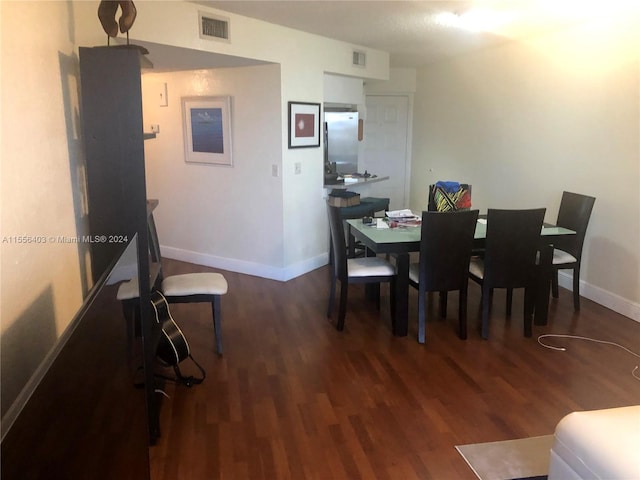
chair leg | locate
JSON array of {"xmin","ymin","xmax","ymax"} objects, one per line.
[
  {"xmin": 327, "ymin": 273, "xmax": 336, "ymax": 318},
  {"xmin": 328, "ymin": 239, "xmax": 334, "ymax": 269},
  {"xmin": 459, "ymin": 287, "xmax": 468, "ymax": 340},
  {"xmin": 572, "ymin": 266, "xmax": 581, "ymax": 311},
  {"xmin": 212, "ymin": 296, "xmax": 223, "ymax": 355},
  {"xmin": 439, "ymin": 291, "xmax": 447, "ymax": 318},
  {"xmin": 336, "ymin": 281, "xmax": 348, "ymax": 331},
  {"xmin": 389, "ymin": 277, "xmax": 397, "ymax": 329},
  {"xmin": 551, "ymin": 269, "xmax": 559, "ymax": 298},
  {"xmin": 481, "ymin": 284, "xmax": 491, "ymax": 339},
  {"xmin": 418, "ymin": 288, "xmax": 426, "ymax": 344},
  {"xmin": 506, "ymin": 288, "xmax": 513, "ymax": 316},
  {"xmin": 523, "ymin": 287, "xmax": 534, "ymax": 337},
  {"xmin": 488, "ymin": 288, "xmax": 494, "ymax": 312}
]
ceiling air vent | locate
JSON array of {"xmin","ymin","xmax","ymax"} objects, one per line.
[
  {"xmin": 199, "ymin": 12, "xmax": 230, "ymax": 42},
  {"xmin": 352, "ymin": 50, "xmax": 366, "ymax": 67}
]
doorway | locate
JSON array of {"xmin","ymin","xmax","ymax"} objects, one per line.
[{"xmin": 360, "ymin": 95, "xmax": 410, "ymax": 210}]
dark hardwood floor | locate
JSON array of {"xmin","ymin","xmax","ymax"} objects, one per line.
[{"xmin": 150, "ymin": 257, "xmax": 639, "ymax": 479}]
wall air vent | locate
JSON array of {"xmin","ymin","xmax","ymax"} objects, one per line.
[
  {"xmin": 199, "ymin": 12, "xmax": 230, "ymax": 42},
  {"xmin": 352, "ymin": 50, "xmax": 366, "ymax": 67}
]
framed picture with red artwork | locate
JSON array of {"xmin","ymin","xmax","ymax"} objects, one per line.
[{"xmin": 288, "ymin": 101, "xmax": 321, "ymax": 148}]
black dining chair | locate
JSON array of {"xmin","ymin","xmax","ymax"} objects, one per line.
[
  {"xmin": 408, "ymin": 210, "xmax": 479, "ymax": 343},
  {"xmin": 469, "ymin": 208, "xmax": 546, "ymax": 339},
  {"xmin": 326, "ymin": 203, "xmax": 396, "ymax": 331},
  {"xmin": 551, "ymin": 191, "xmax": 596, "ymax": 311}
]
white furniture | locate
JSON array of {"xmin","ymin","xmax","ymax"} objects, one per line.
[{"xmin": 548, "ymin": 405, "xmax": 640, "ymax": 479}]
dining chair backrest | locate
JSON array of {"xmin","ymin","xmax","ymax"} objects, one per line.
[
  {"xmin": 418, "ymin": 210, "xmax": 479, "ymax": 291},
  {"xmin": 428, "ymin": 182, "xmax": 472, "ymax": 212},
  {"xmin": 554, "ymin": 191, "xmax": 596, "ymax": 260},
  {"xmin": 327, "ymin": 204, "xmax": 349, "ymax": 279},
  {"xmin": 483, "ymin": 208, "xmax": 546, "ymax": 288}
]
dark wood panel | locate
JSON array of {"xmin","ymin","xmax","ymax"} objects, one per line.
[
  {"xmin": 79, "ymin": 46, "xmax": 145, "ymax": 283},
  {"xmin": 1, "ymin": 283, "xmax": 149, "ymax": 480},
  {"xmin": 150, "ymin": 258, "xmax": 640, "ymax": 479}
]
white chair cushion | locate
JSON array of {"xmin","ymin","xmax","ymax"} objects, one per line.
[
  {"xmin": 117, "ymin": 273, "xmax": 228, "ymax": 300},
  {"xmin": 469, "ymin": 257, "xmax": 485, "ymax": 279},
  {"xmin": 116, "ymin": 277, "xmax": 139, "ymax": 300},
  {"xmin": 553, "ymin": 248, "xmax": 577, "ymax": 265},
  {"xmin": 347, "ymin": 257, "xmax": 395, "ymax": 278},
  {"xmin": 162, "ymin": 272, "xmax": 228, "ymax": 296}
]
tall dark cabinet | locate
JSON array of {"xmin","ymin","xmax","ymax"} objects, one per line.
[{"xmin": 78, "ymin": 45, "xmax": 159, "ymax": 443}]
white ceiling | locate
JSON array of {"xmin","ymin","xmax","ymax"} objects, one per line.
[{"xmin": 195, "ymin": 0, "xmax": 629, "ymax": 67}]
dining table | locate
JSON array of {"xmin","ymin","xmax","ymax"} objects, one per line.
[{"xmin": 346, "ymin": 215, "xmax": 576, "ymax": 337}]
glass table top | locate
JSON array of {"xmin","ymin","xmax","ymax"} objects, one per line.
[{"xmin": 346, "ymin": 217, "xmax": 575, "ymax": 246}]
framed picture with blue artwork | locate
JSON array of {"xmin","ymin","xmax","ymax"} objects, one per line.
[{"xmin": 182, "ymin": 96, "xmax": 232, "ymax": 166}]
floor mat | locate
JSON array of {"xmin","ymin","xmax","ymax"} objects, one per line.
[{"xmin": 455, "ymin": 435, "xmax": 554, "ymax": 480}]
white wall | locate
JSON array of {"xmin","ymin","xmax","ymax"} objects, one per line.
[
  {"xmin": 324, "ymin": 73, "xmax": 364, "ymax": 105},
  {"xmin": 74, "ymin": 2, "xmax": 390, "ymax": 81},
  {"xmin": 142, "ymin": 64, "xmax": 285, "ymax": 277},
  {"xmin": 365, "ymin": 67, "xmax": 417, "ymax": 95},
  {"xmin": 411, "ymin": 13, "xmax": 640, "ymax": 320},
  {"xmin": 1, "ymin": 1, "xmax": 89, "ymax": 417}
]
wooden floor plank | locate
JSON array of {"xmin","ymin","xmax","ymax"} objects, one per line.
[{"xmin": 149, "ymin": 258, "xmax": 640, "ymax": 480}]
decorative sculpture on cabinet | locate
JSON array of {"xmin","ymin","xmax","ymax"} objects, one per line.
[{"xmin": 98, "ymin": 0, "xmax": 137, "ymax": 38}]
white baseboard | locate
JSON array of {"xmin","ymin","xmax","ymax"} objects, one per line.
[
  {"xmin": 160, "ymin": 246, "xmax": 329, "ymax": 282},
  {"xmin": 558, "ymin": 272, "xmax": 640, "ymax": 323}
]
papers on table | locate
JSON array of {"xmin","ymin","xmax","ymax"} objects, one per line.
[
  {"xmin": 386, "ymin": 209, "xmax": 415, "ymax": 219},
  {"xmin": 384, "ymin": 209, "xmax": 421, "ymax": 227}
]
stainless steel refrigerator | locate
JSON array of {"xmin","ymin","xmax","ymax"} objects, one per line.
[{"xmin": 324, "ymin": 111, "xmax": 359, "ymax": 175}]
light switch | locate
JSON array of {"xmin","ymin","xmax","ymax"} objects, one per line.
[{"xmin": 158, "ymin": 82, "xmax": 168, "ymax": 107}]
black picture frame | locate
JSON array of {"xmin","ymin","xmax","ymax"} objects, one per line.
[{"xmin": 288, "ymin": 101, "xmax": 321, "ymax": 148}]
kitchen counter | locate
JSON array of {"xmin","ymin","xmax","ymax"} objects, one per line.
[{"xmin": 324, "ymin": 175, "xmax": 389, "ymax": 190}]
